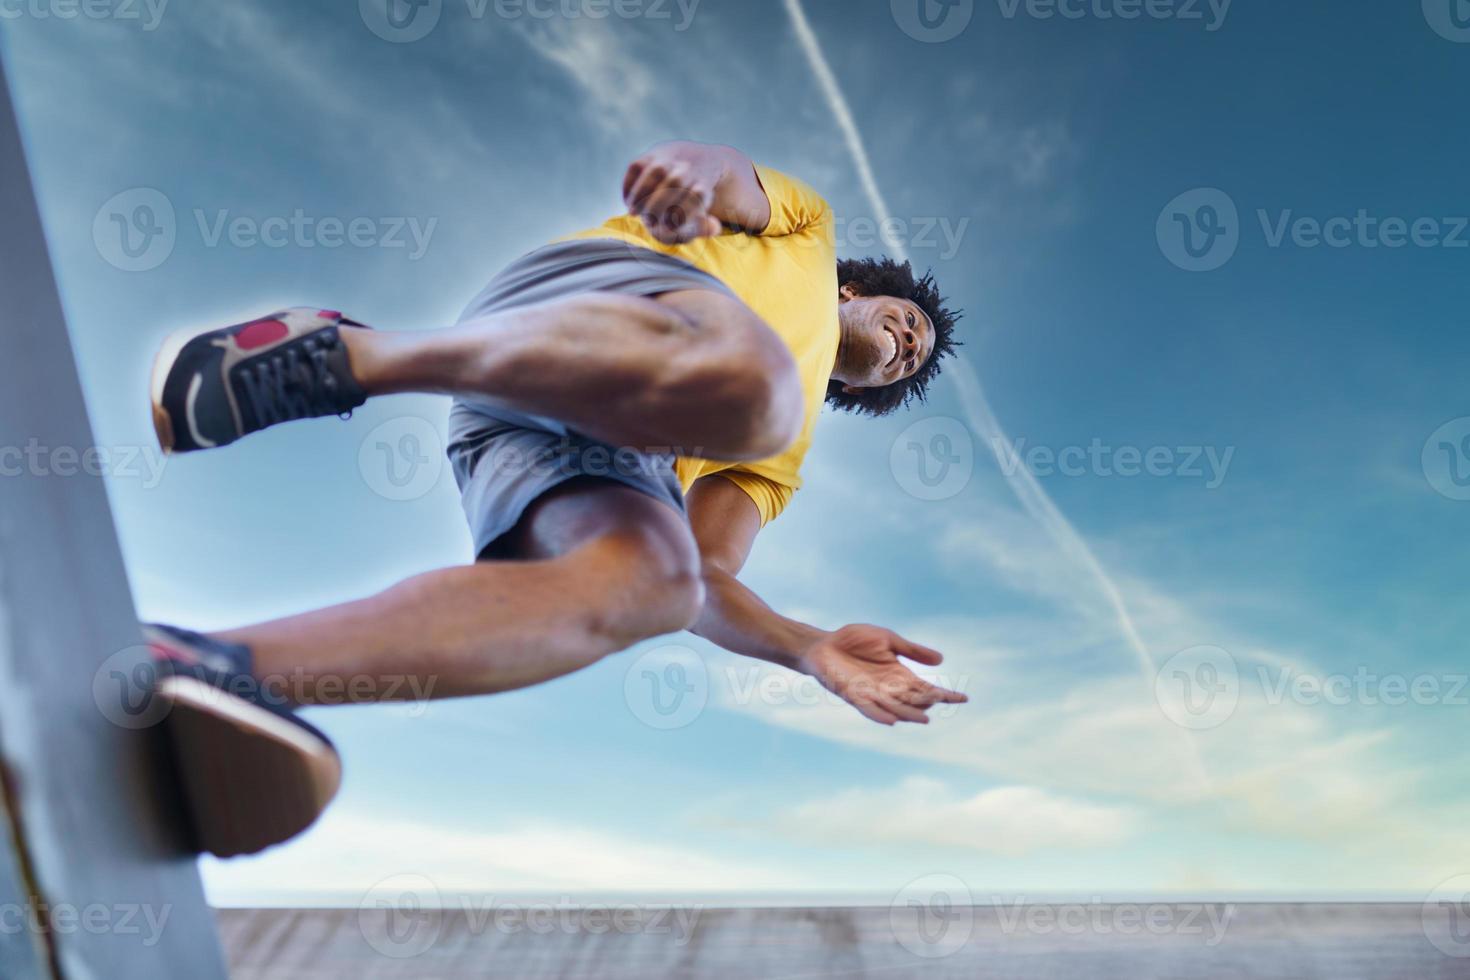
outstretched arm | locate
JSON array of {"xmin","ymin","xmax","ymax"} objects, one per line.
[
  {"xmin": 622, "ymin": 141, "xmax": 773, "ymax": 244},
  {"xmin": 686, "ymin": 477, "xmax": 968, "ymax": 726}
]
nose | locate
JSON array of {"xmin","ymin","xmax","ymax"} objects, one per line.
[{"xmin": 901, "ymin": 327, "xmax": 919, "ymax": 358}]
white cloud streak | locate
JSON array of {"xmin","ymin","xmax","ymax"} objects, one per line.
[{"xmin": 779, "ymin": 0, "xmax": 1210, "ymax": 790}]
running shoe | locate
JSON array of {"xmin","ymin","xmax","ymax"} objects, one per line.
[
  {"xmin": 143, "ymin": 623, "xmax": 342, "ymax": 858},
  {"xmin": 149, "ymin": 308, "xmax": 369, "ymax": 454}
]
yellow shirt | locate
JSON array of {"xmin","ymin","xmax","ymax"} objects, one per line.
[{"xmin": 562, "ymin": 166, "xmax": 840, "ymax": 525}]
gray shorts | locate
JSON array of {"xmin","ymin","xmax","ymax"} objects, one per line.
[{"xmin": 447, "ymin": 238, "xmax": 735, "ymax": 558}]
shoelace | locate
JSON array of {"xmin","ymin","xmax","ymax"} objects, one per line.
[{"xmin": 236, "ymin": 333, "xmax": 350, "ymax": 426}]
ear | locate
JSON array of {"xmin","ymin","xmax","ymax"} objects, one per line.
[
  {"xmin": 838, "ymin": 282, "xmax": 864, "ymax": 303},
  {"xmin": 841, "ymin": 384, "xmax": 865, "ymax": 394}
]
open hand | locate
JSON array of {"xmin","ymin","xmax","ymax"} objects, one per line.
[{"xmin": 799, "ymin": 625, "xmax": 968, "ymax": 726}]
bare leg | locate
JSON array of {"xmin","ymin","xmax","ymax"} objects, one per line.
[
  {"xmin": 342, "ymin": 289, "xmax": 802, "ymax": 462},
  {"xmin": 215, "ymin": 479, "xmax": 703, "ymax": 706}
]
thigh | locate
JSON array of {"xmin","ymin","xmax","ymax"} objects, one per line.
[{"xmin": 491, "ymin": 475, "xmax": 699, "ymax": 574}]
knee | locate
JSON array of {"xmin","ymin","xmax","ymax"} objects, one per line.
[
  {"xmin": 711, "ymin": 338, "xmax": 803, "ymax": 460},
  {"xmin": 671, "ymin": 313, "xmax": 804, "ymax": 460},
  {"xmin": 577, "ymin": 526, "xmax": 705, "ymax": 649},
  {"xmin": 636, "ymin": 562, "xmax": 705, "ymax": 640}
]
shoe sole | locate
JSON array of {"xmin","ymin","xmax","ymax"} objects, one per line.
[
  {"xmin": 159, "ymin": 676, "xmax": 341, "ymax": 859},
  {"xmin": 149, "ymin": 324, "xmax": 202, "ymax": 455}
]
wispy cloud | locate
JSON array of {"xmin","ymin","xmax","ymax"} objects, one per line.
[
  {"xmin": 779, "ymin": 0, "xmax": 1210, "ymax": 794},
  {"xmin": 204, "ymin": 808, "xmax": 808, "ymax": 904},
  {"xmin": 782, "ymin": 778, "xmax": 1137, "ymax": 857},
  {"xmin": 511, "ymin": 18, "xmax": 660, "ymax": 133}
]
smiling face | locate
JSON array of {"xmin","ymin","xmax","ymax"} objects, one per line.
[{"xmin": 832, "ymin": 283, "xmax": 938, "ymax": 393}]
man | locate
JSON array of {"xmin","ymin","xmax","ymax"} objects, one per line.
[{"xmin": 146, "ymin": 141, "xmax": 965, "ymax": 857}]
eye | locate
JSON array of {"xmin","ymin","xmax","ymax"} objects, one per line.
[{"xmin": 906, "ymin": 312, "xmax": 916, "ymax": 328}]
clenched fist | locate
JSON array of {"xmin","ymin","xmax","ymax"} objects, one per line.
[{"xmin": 622, "ymin": 146, "xmax": 727, "ymax": 245}]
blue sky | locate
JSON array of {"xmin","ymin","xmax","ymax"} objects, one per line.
[{"xmin": 4, "ymin": 0, "xmax": 1470, "ymax": 904}]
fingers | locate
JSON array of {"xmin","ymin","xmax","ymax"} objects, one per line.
[
  {"xmin": 624, "ymin": 160, "xmax": 668, "ymax": 213},
  {"xmin": 896, "ymin": 681, "xmax": 968, "ymax": 708},
  {"xmin": 895, "ymin": 636, "xmax": 945, "ymax": 667},
  {"xmin": 625, "ymin": 162, "xmax": 718, "ymax": 244},
  {"xmin": 643, "ymin": 177, "xmax": 708, "ymax": 220},
  {"xmin": 643, "ymin": 199, "xmax": 711, "ymax": 244},
  {"xmin": 849, "ymin": 682, "xmax": 961, "ymax": 726},
  {"xmin": 622, "ymin": 158, "xmax": 652, "ymax": 201},
  {"xmin": 876, "ymin": 696, "xmax": 931, "ymax": 724},
  {"xmin": 856, "ymin": 672, "xmax": 969, "ymax": 726},
  {"xmin": 852, "ymin": 697, "xmax": 899, "ymax": 727},
  {"xmin": 626, "ymin": 162, "xmax": 694, "ymax": 217},
  {"xmin": 644, "ymin": 208, "xmax": 712, "ymax": 245}
]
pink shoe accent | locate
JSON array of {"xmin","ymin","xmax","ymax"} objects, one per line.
[
  {"xmin": 236, "ymin": 318, "xmax": 290, "ymax": 351},
  {"xmin": 149, "ymin": 642, "xmax": 201, "ymax": 665}
]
